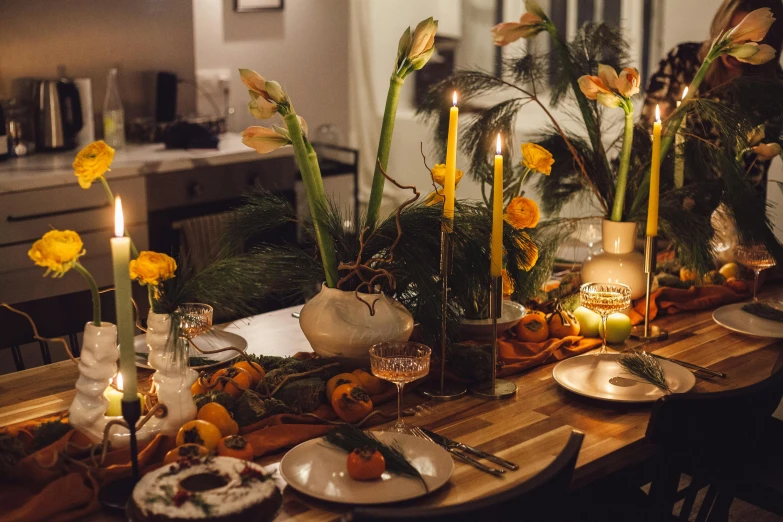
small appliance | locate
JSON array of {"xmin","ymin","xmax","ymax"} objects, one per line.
[{"xmin": 13, "ymin": 78, "xmax": 84, "ymax": 151}]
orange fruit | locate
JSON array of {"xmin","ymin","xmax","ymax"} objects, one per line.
[
  {"xmin": 331, "ymin": 384, "xmax": 373, "ymax": 423},
  {"xmin": 163, "ymin": 443, "xmax": 209, "ymax": 464},
  {"xmin": 515, "ymin": 312, "xmax": 549, "ymax": 342},
  {"xmin": 326, "ymin": 373, "xmax": 361, "ymax": 401},
  {"xmin": 176, "ymin": 420, "xmax": 222, "ymax": 451},
  {"xmin": 351, "ymin": 369, "xmax": 386, "ymax": 395},
  {"xmin": 217, "ymin": 435, "xmax": 254, "ymax": 461},
  {"xmin": 209, "ymin": 367, "xmax": 253, "ymax": 398},
  {"xmin": 547, "ymin": 310, "xmax": 580, "ymax": 338},
  {"xmin": 233, "ymin": 360, "xmax": 265, "ymax": 387},
  {"xmin": 197, "ymin": 402, "xmax": 239, "ymax": 437}
]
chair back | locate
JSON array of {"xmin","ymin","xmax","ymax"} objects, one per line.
[{"xmin": 347, "ymin": 430, "xmax": 584, "ymax": 522}]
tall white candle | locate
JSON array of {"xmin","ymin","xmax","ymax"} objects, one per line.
[{"xmin": 111, "ymin": 196, "xmax": 137, "ymax": 402}]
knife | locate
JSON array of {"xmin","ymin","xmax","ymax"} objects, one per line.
[
  {"xmin": 420, "ymin": 427, "xmax": 519, "ymax": 471},
  {"xmin": 651, "ymin": 353, "xmax": 726, "ymax": 378}
]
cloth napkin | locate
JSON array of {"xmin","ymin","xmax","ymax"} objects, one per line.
[
  {"xmin": 497, "ymin": 335, "xmax": 603, "ymax": 376},
  {"xmin": 628, "ymin": 284, "xmax": 748, "ymax": 326}
]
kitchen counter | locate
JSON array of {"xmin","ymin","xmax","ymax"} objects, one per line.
[{"xmin": 0, "ymin": 133, "xmax": 290, "ymax": 194}]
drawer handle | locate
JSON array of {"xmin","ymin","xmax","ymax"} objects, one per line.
[{"xmin": 7, "ymin": 202, "xmax": 110, "ymax": 223}]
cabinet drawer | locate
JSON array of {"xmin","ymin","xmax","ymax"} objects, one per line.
[
  {"xmin": 0, "ymin": 224, "xmax": 148, "ymax": 305},
  {"xmin": 0, "ymin": 177, "xmax": 147, "ymax": 246}
]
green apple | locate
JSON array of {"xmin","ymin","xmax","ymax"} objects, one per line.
[
  {"xmin": 598, "ymin": 313, "xmax": 632, "ymax": 344},
  {"xmin": 573, "ymin": 306, "xmax": 601, "ymax": 337}
]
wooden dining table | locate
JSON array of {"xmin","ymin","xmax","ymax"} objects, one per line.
[{"xmin": 1, "ymin": 290, "xmax": 782, "ymax": 521}]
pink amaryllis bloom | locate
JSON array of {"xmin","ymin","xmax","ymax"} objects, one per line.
[
  {"xmin": 727, "ymin": 7, "xmax": 776, "ymax": 44},
  {"xmin": 492, "ymin": 12, "xmax": 544, "ymax": 45},
  {"xmin": 241, "ymin": 126, "xmax": 291, "ymax": 154}
]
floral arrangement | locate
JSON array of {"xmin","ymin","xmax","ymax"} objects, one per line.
[{"xmin": 420, "ymin": 1, "xmax": 783, "ymax": 272}]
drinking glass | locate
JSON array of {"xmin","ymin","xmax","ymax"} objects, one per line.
[
  {"xmin": 178, "ymin": 303, "xmax": 214, "ymax": 339},
  {"xmin": 735, "ymin": 244, "xmax": 776, "ymax": 303},
  {"xmin": 369, "ymin": 342, "xmax": 431, "ymax": 433},
  {"xmin": 580, "ymin": 283, "xmax": 632, "ymax": 354}
]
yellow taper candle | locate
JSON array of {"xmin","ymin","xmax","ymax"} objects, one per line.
[
  {"xmin": 443, "ymin": 91, "xmax": 458, "ymax": 221},
  {"xmin": 111, "ymin": 196, "xmax": 137, "ymax": 402},
  {"xmin": 646, "ymin": 105, "xmax": 662, "ymax": 237},
  {"xmin": 490, "ymin": 134, "xmax": 503, "ymax": 276}
]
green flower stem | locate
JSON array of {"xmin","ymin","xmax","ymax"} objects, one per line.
[
  {"xmin": 99, "ymin": 177, "xmax": 139, "ymax": 258},
  {"xmin": 72, "ymin": 262, "xmax": 101, "ymax": 326},
  {"xmin": 283, "ymin": 112, "xmax": 340, "ymax": 288},
  {"xmin": 366, "ymin": 75, "xmax": 404, "ymax": 227},
  {"xmin": 610, "ymin": 106, "xmax": 635, "ymax": 221}
]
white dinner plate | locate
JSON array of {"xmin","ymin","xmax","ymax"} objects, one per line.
[
  {"xmin": 279, "ymin": 431, "xmax": 454, "ymax": 504},
  {"xmin": 712, "ymin": 302, "xmax": 783, "ymax": 338},
  {"xmin": 460, "ymin": 301, "xmax": 526, "ymax": 340},
  {"xmin": 134, "ymin": 328, "xmax": 248, "ymax": 370},
  {"xmin": 552, "ymin": 353, "xmax": 696, "ymax": 403}
]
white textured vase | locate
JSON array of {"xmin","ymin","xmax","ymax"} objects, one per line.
[
  {"xmin": 299, "ymin": 286, "xmax": 414, "ymax": 361},
  {"xmin": 581, "ymin": 220, "xmax": 646, "ymax": 300},
  {"xmin": 69, "ymin": 322, "xmax": 119, "ymax": 443},
  {"xmin": 146, "ymin": 312, "xmax": 198, "ymax": 436}
]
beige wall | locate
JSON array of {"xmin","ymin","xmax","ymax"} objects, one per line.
[
  {"xmin": 0, "ymin": 0, "xmax": 196, "ymax": 126},
  {"xmin": 193, "ymin": 0, "xmax": 350, "ymax": 136}
]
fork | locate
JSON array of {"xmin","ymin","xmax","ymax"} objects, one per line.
[{"xmin": 411, "ymin": 427, "xmax": 506, "ymax": 477}]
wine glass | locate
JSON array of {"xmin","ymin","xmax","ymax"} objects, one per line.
[
  {"xmin": 178, "ymin": 303, "xmax": 214, "ymax": 339},
  {"xmin": 580, "ymin": 283, "xmax": 632, "ymax": 354},
  {"xmin": 735, "ymin": 244, "xmax": 776, "ymax": 303},
  {"xmin": 369, "ymin": 342, "xmax": 431, "ymax": 433}
]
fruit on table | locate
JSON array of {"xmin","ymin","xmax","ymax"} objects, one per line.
[
  {"xmin": 233, "ymin": 360, "xmax": 266, "ymax": 387},
  {"xmin": 702, "ymin": 270, "xmax": 726, "ymax": 285},
  {"xmin": 352, "ymin": 369, "xmax": 386, "ymax": 395},
  {"xmin": 193, "ymin": 390, "xmax": 238, "ymax": 413},
  {"xmin": 515, "ymin": 311, "xmax": 549, "ymax": 342},
  {"xmin": 163, "ymin": 443, "xmax": 209, "ymax": 464},
  {"xmin": 331, "ymin": 384, "xmax": 373, "ymax": 423},
  {"xmin": 680, "ymin": 267, "xmax": 697, "ymax": 282},
  {"xmin": 191, "ymin": 377, "xmax": 212, "ymax": 396},
  {"xmin": 725, "ymin": 278, "xmax": 748, "ymax": 294},
  {"xmin": 598, "ymin": 313, "xmax": 632, "ymax": 344},
  {"xmin": 573, "ymin": 306, "xmax": 600, "ymax": 338},
  {"xmin": 197, "ymin": 402, "xmax": 239, "ymax": 437},
  {"xmin": 547, "ymin": 309, "xmax": 580, "ymax": 338},
  {"xmin": 347, "ymin": 447, "xmax": 386, "ymax": 481},
  {"xmin": 209, "ymin": 367, "xmax": 253, "ymax": 399},
  {"xmin": 217, "ymin": 435, "xmax": 255, "ymax": 461},
  {"xmin": 176, "ymin": 420, "xmax": 223, "ymax": 451},
  {"xmin": 719, "ymin": 262, "xmax": 740, "ymax": 280},
  {"xmin": 326, "ymin": 373, "xmax": 361, "ymax": 400}
]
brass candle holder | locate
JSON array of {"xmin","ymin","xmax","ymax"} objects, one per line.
[
  {"xmin": 419, "ymin": 222, "xmax": 467, "ymax": 401},
  {"xmin": 470, "ymin": 276, "xmax": 517, "ymax": 399},
  {"xmin": 630, "ymin": 236, "xmax": 668, "ymax": 341}
]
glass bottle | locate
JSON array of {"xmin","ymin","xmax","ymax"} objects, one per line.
[{"xmin": 102, "ymin": 68, "xmax": 126, "ymax": 148}]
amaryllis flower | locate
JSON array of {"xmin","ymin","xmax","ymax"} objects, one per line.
[
  {"xmin": 616, "ymin": 67, "xmax": 640, "ymax": 97},
  {"xmin": 248, "ymin": 96, "xmax": 277, "ymax": 120},
  {"xmin": 579, "ymin": 64, "xmax": 639, "ymax": 108},
  {"xmin": 408, "ymin": 16, "xmax": 438, "ymax": 69},
  {"xmin": 728, "ymin": 42, "xmax": 777, "ymax": 64},
  {"xmin": 577, "ymin": 75, "xmax": 611, "ymax": 100},
  {"xmin": 727, "ymin": 7, "xmax": 775, "ymax": 44},
  {"xmin": 753, "ymin": 142, "xmax": 782, "ymax": 160},
  {"xmin": 239, "ymin": 69, "xmax": 270, "ymax": 99},
  {"xmin": 241, "ymin": 126, "xmax": 291, "ymax": 154},
  {"xmin": 492, "ymin": 12, "xmax": 544, "ymax": 45}
]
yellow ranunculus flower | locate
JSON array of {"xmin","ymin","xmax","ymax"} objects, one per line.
[
  {"xmin": 505, "ymin": 197, "xmax": 540, "ymax": 230},
  {"xmin": 73, "ymin": 140, "xmax": 115, "ymax": 189},
  {"xmin": 129, "ymin": 251, "xmax": 177, "ymax": 287},
  {"xmin": 520, "ymin": 143, "xmax": 554, "ymax": 175},
  {"xmin": 501, "ymin": 269, "xmax": 515, "ymax": 297},
  {"xmin": 430, "ymin": 164, "xmax": 464, "ymax": 187},
  {"xmin": 28, "ymin": 230, "xmax": 85, "ymax": 277}
]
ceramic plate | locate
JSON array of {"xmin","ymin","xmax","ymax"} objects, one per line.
[
  {"xmin": 279, "ymin": 431, "xmax": 454, "ymax": 504},
  {"xmin": 460, "ymin": 301, "xmax": 526, "ymax": 341},
  {"xmin": 712, "ymin": 302, "xmax": 783, "ymax": 338},
  {"xmin": 552, "ymin": 353, "xmax": 696, "ymax": 403},
  {"xmin": 134, "ymin": 328, "xmax": 248, "ymax": 370}
]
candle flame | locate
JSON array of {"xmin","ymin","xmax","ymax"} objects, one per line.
[
  {"xmin": 452, "ymin": 91, "xmax": 457, "ymax": 107},
  {"xmin": 681, "ymin": 87, "xmax": 689, "ymax": 100},
  {"xmin": 496, "ymin": 133, "xmax": 502, "ymax": 155},
  {"xmin": 114, "ymin": 196, "xmax": 124, "ymax": 237},
  {"xmin": 116, "ymin": 373, "xmax": 123, "ymax": 391},
  {"xmin": 655, "ymin": 104, "xmax": 661, "ymax": 123}
]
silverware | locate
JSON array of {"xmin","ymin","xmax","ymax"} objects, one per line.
[
  {"xmin": 420, "ymin": 427, "xmax": 519, "ymax": 470},
  {"xmin": 291, "ymin": 311, "xmax": 301, "ymax": 318},
  {"xmin": 410, "ymin": 427, "xmax": 506, "ymax": 477},
  {"xmin": 651, "ymin": 353, "xmax": 726, "ymax": 378}
]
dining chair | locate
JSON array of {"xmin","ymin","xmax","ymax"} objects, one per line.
[
  {"xmin": 643, "ymin": 362, "xmax": 783, "ymax": 521},
  {"xmin": 345, "ymin": 429, "xmax": 584, "ymax": 522}
]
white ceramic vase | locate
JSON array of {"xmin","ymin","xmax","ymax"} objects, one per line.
[
  {"xmin": 69, "ymin": 321, "xmax": 119, "ymax": 443},
  {"xmin": 299, "ymin": 285, "xmax": 414, "ymax": 361},
  {"xmin": 581, "ymin": 220, "xmax": 646, "ymax": 300}
]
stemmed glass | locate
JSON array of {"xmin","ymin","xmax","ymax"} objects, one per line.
[
  {"xmin": 178, "ymin": 303, "xmax": 214, "ymax": 339},
  {"xmin": 580, "ymin": 283, "xmax": 632, "ymax": 354},
  {"xmin": 735, "ymin": 244, "xmax": 776, "ymax": 303},
  {"xmin": 369, "ymin": 342, "xmax": 431, "ymax": 433}
]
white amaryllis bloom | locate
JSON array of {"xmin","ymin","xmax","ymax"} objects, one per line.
[
  {"xmin": 264, "ymin": 80, "xmax": 287, "ymax": 104},
  {"xmin": 728, "ymin": 42, "xmax": 777, "ymax": 64},
  {"xmin": 596, "ymin": 92, "xmax": 623, "ymax": 108},
  {"xmin": 241, "ymin": 126, "xmax": 291, "ymax": 154}
]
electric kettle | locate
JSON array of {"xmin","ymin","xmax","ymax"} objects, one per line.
[{"xmin": 30, "ymin": 79, "xmax": 84, "ymax": 150}]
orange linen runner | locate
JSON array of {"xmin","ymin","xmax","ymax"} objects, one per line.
[{"xmin": 628, "ymin": 284, "xmax": 748, "ymax": 325}]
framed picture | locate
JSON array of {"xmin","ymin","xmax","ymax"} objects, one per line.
[{"xmin": 235, "ymin": 0, "xmax": 284, "ymax": 12}]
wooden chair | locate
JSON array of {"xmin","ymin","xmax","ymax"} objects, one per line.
[
  {"xmin": 643, "ymin": 363, "xmax": 783, "ymax": 521},
  {"xmin": 345, "ymin": 430, "xmax": 584, "ymax": 522}
]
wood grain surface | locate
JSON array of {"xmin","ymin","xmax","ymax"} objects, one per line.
[{"xmin": 1, "ymin": 293, "xmax": 782, "ymax": 522}]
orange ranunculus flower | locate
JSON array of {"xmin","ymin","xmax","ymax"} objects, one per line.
[
  {"xmin": 501, "ymin": 269, "xmax": 515, "ymax": 297},
  {"xmin": 73, "ymin": 140, "xmax": 115, "ymax": 189},
  {"xmin": 728, "ymin": 7, "xmax": 775, "ymax": 45},
  {"xmin": 28, "ymin": 230, "xmax": 85, "ymax": 277},
  {"xmin": 492, "ymin": 12, "xmax": 544, "ymax": 45},
  {"xmin": 616, "ymin": 67, "xmax": 640, "ymax": 97},
  {"xmin": 505, "ymin": 197, "xmax": 540, "ymax": 230},
  {"xmin": 129, "ymin": 251, "xmax": 177, "ymax": 287},
  {"xmin": 520, "ymin": 143, "xmax": 554, "ymax": 175},
  {"xmin": 241, "ymin": 126, "xmax": 291, "ymax": 154},
  {"xmin": 430, "ymin": 164, "xmax": 464, "ymax": 187}
]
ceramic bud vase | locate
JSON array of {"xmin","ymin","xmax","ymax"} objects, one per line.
[
  {"xmin": 69, "ymin": 321, "xmax": 119, "ymax": 443},
  {"xmin": 299, "ymin": 286, "xmax": 414, "ymax": 363},
  {"xmin": 147, "ymin": 312, "xmax": 198, "ymax": 436},
  {"xmin": 581, "ymin": 220, "xmax": 646, "ymax": 300}
]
